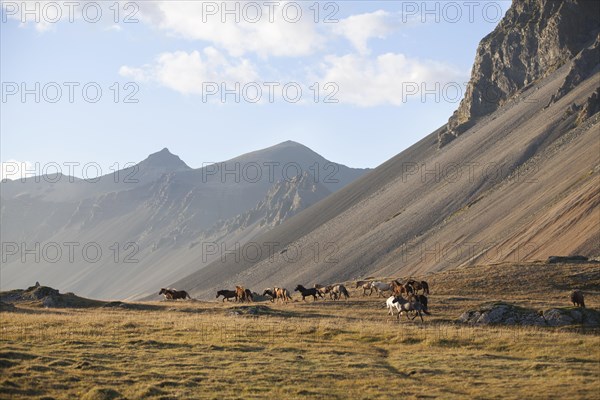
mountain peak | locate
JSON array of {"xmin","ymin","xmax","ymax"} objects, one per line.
[
  {"xmin": 439, "ymin": 0, "xmax": 600, "ymax": 146},
  {"xmin": 141, "ymin": 148, "xmax": 190, "ymax": 171}
]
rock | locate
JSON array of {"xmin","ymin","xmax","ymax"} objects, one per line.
[
  {"xmin": 440, "ymin": 0, "xmax": 600, "ymax": 147},
  {"xmin": 27, "ymin": 286, "xmax": 60, "ymax": 300},
  {"xmin": 477, "ymin": 303, "xmax": 510, "ymax": 324},
  {"xmin": 0, "ymin": 301, "xmax": 16, "ymax": 312},
  {"xmin": 1, "ymin": 285, "xmax": 103, "ymax": 308},
  {"xmin": 459, "ymin": 302, "xmax": 600, "ymax": 327},
  {"xmin": 550, "ymin": 35, "xmax": 600, "ymax": 106},
  {"xmin": 542, "ymin": 309, "xmax": 575, "ymax": 326},
  {"xmin": 547, "ymin": 255, "xmax": 589, "ymax": 263},
  {"xmin": 42, "ymin": 297, "xmax": 58, "ymax": 308},
  {"xmin": 576, "ymin": 87, "xmax": 600, "ymax": 125}
]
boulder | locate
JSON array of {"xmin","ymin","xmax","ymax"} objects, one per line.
[{"xmin": 458, "ymin": 302, "xmax": 600, "ymax": 326}]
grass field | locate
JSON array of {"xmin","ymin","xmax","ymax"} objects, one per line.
[{"xmin": 1, "ymin": 263, "xmax": 599, "ymax": 399}]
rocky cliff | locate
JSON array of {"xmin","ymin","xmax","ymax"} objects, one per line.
[
  {"xmin": 203, "ymin": 172, "xmax": 332, "ymax": 240},
  {"xmin": 439, "ymin": 0, "xmax": 600, "ymax": 147}
]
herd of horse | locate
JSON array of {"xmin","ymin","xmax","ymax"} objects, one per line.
[
  {"xmin": 356, "ymin": 279, "xmax": 429, "ymax": 297},
  {"xmin": 159, "ymin": 277, "xmax": 433, "ymax": 322},
  {"xmin": 160, "ymin": 282, "xmax": 587, "ymax": 323}
]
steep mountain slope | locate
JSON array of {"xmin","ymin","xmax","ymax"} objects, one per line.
[
  {"xmin": 440, "ymin": 0, "xmax": 600, "ymax": 145},
  {"xmin": 0, "ymin": 142, "xmax": 368, "ymax": 299},
  {"xmin": 175, "ymin": 0, "xmax": 600, "ymax": 299}
]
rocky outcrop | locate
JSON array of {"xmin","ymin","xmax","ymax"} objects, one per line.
[
  {"xmin": 0, "ymin": 285, "xmax": 103, "ymax": 308},
  {"xmin": 203, "ymin": 172, "xmax": 331, "ymax": 238},
  {"xmin": 576, "ymin": 87, "xmax": 600, "ymax": 125},
  {"xmin": 439, "ymin": 0, "xmax": 600, "ymax": 147},
  {"xmin": 547, "ymin": 255, "xmax": 589, "ymax": 263},
  {"xmin": 458, "ymin": 302, "xmax": 600, "ymax": 326},
  {"xmin": 549, "ymin": 35, "xmax": 600, "ymax": 105}
]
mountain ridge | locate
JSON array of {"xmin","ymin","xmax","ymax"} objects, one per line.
[
  {"xmin": 172, "ymin": 0, "xmax": 600, "ymax": 299},
  {"xmin": 0, "ymin": 141, "xmax": 369, "ymax": 299}
]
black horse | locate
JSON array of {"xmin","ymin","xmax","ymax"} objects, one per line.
[
  {"xmin": 216, "ymin": 289, "xmax": 237, "ymax": 302},
  {"xmin": 159, "ymin": 288, "xmax": 191, "ymax": 300},
  {"xmin": 294, "ymin": 285, "xmax": 323, "ymax": 301}
]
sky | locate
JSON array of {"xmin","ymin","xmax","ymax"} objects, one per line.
[{"xmin": 1, "ymin": 0, "xmax": 512, "ymax": 179}]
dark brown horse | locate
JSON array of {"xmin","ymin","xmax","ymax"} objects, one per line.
[
  {"xmin": 263, "ymin": 289, "xmax": 276, "ymax": 302},
  {"xmin": 159, "ymin": 288, "xmax": 191, "ymax": 300},
  {"xmin": 295, "ymin": 285, "xmax": 323, "ymax": 301},
  {"xmin": 392, "ymin": 280, "xmax": 414, "ymax": 297},
  {"xmin": 413, "ymin": 294, "xmax": 431, "ymax": 315},
  {"xmin": 406, "ymin": 280, "xmax": 430, "ymax": 295},
  {"xmin": 570, "ymin": 290, "xmax": 585, "ymax": 308},
  {"xmin": 216, "ymin": 289, "xmax": 237, "ymax": 302}
]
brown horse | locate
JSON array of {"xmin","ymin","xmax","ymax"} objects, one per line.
[
  {"xmin": 406, "ymin": 280, "xmax": 430, "ymax": 295},
  {"xmin": 216, "ymin": 289, "xmax": 237, "ymax": 302},
  {"xmin": 356, "ymin": 281, "xmax": 373, "ymax": 296},
  {"xmin": 159, "ymin": 288, "xmax": 191, "ymax": 300},
  {"xmin": 570, "ymin": 290, "xmax": 585, "ymax": 308},
  {"xmin": 392, "ymin": 280, "xmax": 414, "ymax": 297},
  {"xmin": 235, "ymin": 286, "xmax": 248, "ymax": 302},
  {"xmin": 274, "ymin": 287, "xmax": 292, "ymax": 303}
]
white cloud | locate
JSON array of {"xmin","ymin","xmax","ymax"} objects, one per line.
[
  {"xmin": 1, "ymin": 1, "xmax": 125, "ymax": 32},
  {"xmin": 331, "ymin": 10, "xmax": 395, "ymax": 55},
  {"xmin": 119, "ymin": 48, "xmax": 259, "ymax": 95},
  {"xmin": 1, "ymin": 160, "xmax": 35, "ymax": 181},
  {"xmin": 314, "ymin": 53, "xmax": 466, "ymax": 107},
  {"xmin": 137, "ymin": 1, "xmax": 324, "ymax": 58}
]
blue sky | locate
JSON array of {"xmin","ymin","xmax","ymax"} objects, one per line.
[{"xmin": 1, "ymin": 1, "xmax": 511, "ymax": 178}]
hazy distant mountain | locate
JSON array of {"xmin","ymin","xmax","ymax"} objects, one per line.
[
  {"xmin": 0, "ymin": 141, "xmax": 368, "ymax": 299},
  {"xmin": 175, "ymin": 0, "xmax": 600, "ymax": 299}
]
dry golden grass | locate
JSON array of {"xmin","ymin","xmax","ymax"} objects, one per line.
[{"xmin": 1, "ymin": 262, "xmax": 599, "ymax": 399}]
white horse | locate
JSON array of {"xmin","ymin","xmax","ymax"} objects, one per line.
[
  {"xmin": 371, "ymin": 281, "xmax": 393, "ymax": 297},
  {"xmin": 386, "ymin": 296, "xmax": 398, "ymax": 316}
]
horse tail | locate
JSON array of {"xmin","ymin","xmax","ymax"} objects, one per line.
[{"xmin": 422, "ymin": 310, "xmax": 431, "ymax": 315}]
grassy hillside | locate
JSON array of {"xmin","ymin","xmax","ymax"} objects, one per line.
[{"xmin": 1, "ymin": 262, "xmax": 599, "ymax": 399}]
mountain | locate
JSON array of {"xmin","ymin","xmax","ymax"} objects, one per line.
[
  {"xmin": 0, "ymin": 142, "xmax": 368, "ymax": 299},
  {"xmin": 204, "ymin": 171, "xmax": 332, "ymax": 240},
  {"xmin": 440, "ymin": 0, "xmax": 600, "ymax": 146},
  {"xmin": 174, "ymin": 0, "xmax": 600, "ymax": 298}
]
